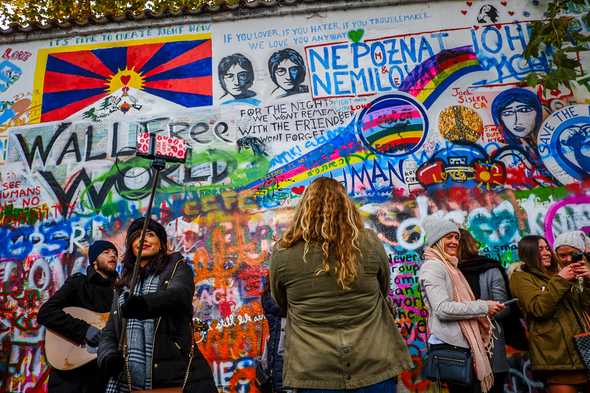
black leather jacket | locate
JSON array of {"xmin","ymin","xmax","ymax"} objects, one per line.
[{"xmin": 98, "ymin": 252, "xmax": 214, "ymax": 391}]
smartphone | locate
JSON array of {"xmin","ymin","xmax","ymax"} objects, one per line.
[
  {"xmin": 136, "ymin": 132, "xmax": 187, "ymax": 163},
  {"xmin": 572, "ymin": 252, "xmax": 585, "ymax": 263},
  {"xmin": 503, "ymin": 298, "xmax": 518, "ymax": 306}
]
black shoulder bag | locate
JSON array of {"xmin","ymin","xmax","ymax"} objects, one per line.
[
  {"xmin": 572, "ymin": 307, "xmax": 590, "ymax": 371},
  {"xmin": 422, "ymin": 343, "xmax": 474, "ymax": 386}
]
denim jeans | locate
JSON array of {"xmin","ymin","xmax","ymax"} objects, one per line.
[{"xmin": 297, "ymin": 378, "xmax": 396, "ymax": 393}]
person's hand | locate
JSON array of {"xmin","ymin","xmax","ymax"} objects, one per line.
[
  {"xmin": 487, "ymin": 301, "xmax": 505, "ymax": 317},
  {"xmin": 572, "ymin": 262, "xmax": 590, "ymax": 279},
  {"xmin": 84, "ymin": 325, "xmax": 101, "ymax": 347},
  {"xmin": 121, "ymin": 295, "xmax": 149, "ymax": 320},
  {"xmin": 102, "ymin": 352, "xmax": 124, "ymax": 377},
  {"xmin": 558, "ymin": 264, "xmax": 579, "ymax": 281}
]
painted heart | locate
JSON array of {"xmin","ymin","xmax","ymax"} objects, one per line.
[
  {"xmin": 292, "ymin": 186, "xmax": 305, "ymax": 195},
  {"xmin": 347, "ymin": 29, "xmax": 365, "ymax": 43},
  {"xmin": 473, "ymin": 25, "xmax": 480, "ymax": 30},
  {"xmin": 500, "ymin": 0, "xmax": 507, "ymax": 5},
  {"xmin": 417, "ymin": 159, "xmax": 446, "ymax": 187},
  {"xmin": 508, "ymin": 10, "xmax": 514, "ymax": 15},
  {"xmin": 120, "ymin": 75, "xmax": 131, "ymax": 85},
  {"xmin": 461, "ymin": 9, "xmax": 468, "ymax": 15},
  {"xmin": 467, "ymin": 201, "xmax": 519, "ymax": 246},
  {"xmin": 466, "ymin": 0, "xmax": 473, "ymax": 6}
]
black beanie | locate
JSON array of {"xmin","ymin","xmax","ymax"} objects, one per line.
[
  {"xmin": 89, "ymin": 240, "xmax": 118, "ymax": 263},
  {"xmin": 127, "ymin": 218, "xmax": 168, "ymax": 248}
]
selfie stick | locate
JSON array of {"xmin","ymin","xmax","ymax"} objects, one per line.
[
  {"xmin": 118, "ymin": 157, "xmax": 165, "ymax": 349},
  {"xmin": 118, "ymin": 132, "xmax": 184, "ymax": 357}
]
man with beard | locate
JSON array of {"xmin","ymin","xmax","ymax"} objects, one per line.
[{"xmin": 38, "ymin": 240, "xmax": 119, "ymax": 393}]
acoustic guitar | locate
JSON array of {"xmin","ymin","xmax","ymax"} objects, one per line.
[{"xmin": 44, "ymin": 307, "xmax": 110, "ymax": 370}]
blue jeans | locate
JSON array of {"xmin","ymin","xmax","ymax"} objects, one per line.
[{"xmin": 297, "ymin": 378, "xmax": 396, "ymax": 393}]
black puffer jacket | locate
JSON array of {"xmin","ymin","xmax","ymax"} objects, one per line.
[
  {"xmin": 98, "ymin": 252, "xmax": 216, "ymax": 392},
  {"xmin": 37, "ymin": 264, "xmax": 115, "ymax": 393}
]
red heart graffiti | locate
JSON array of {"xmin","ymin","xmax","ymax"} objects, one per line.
[
  {"xmin": 461, "ymin": 9, "xmax": 468, "ymax": 15},
  {"xmin": 508, "ymin": 10, "xmax": 514, "ymax": 15},
  {"xmin": 466, "ymin": 0, "xmax": 473, "ymax": 6},
  {"xmin": 501, "ymin": 1, "xmax": 508, "ymax": 5},
  {"xmin": 292, "ymin": 186, "xmax": 305, "ymax": 195},
  {"xmin": 473, "ymin": 25, "xmax": 480, "ymax": 30},
  {"xmin": 120, "ymin": 75, "xmax": 131, "ymax": 85},
  {"xmin": 417, "ymin": 159, "xmax": 446, "ymax": 186}
]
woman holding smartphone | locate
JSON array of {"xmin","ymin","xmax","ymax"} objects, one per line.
[
  {"xmin": 458, "ymin": 229, "xmax": 512, "ymax": 393},
  {"xmin": 419, "ymin": 219, "xmax": 504, "ymax": 393},
  {"xmin": 510, "ymin": 235, "xmax": 590, "ymax": 393},
  {"xmin": 554, "ymin": 231, "xmax": 589, "ymax": 266}
]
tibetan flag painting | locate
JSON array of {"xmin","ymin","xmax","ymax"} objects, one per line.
[{"xmin": 32, "ymin": 34, "xmax": 213, "ymax": 123}]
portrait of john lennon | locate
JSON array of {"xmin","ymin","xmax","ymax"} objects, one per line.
[{"xmin": 268, "ymin": 48, "xmax": 309, "ymax": 98}]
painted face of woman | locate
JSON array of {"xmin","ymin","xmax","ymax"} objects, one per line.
[{"xmin": 500, "ymin": 101, "xmax": 537, "ymax": 138}]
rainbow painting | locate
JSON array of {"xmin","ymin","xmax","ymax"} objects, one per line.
[
  {"xmin": 399, "ymin": 45, "xmax": 483, "ymax": 109},
  {"xmin": 32, "ymin": 34, "xmax": 212, "ymax": 122},
  {"xmin": 237, "ymin": 128, "xmax": 365, "ymax": 193},
  {"xmin": 357, "ymin": 95, "xmax": 428, "ymax": 157},
  {"xmin": 240, "ymin": 48, "xmax": 481, "ymax": 195}
]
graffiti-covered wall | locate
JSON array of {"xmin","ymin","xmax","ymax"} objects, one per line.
[{"xmin": 1, "ymin": 0, "xmax": 589, "ymax": 392}]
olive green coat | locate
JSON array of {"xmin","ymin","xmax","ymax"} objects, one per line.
[
  {"xmin": 510, "ymin": 265, "xmax": 590, "ymax": 371},
  {"xmin": 269, "ymin": 229, "xmax": 413, "ymax": 389}
]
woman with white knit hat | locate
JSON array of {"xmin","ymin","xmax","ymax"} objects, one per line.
[
  {"xmin": 554, "ymin": 230, "xmax": 590, "ymax": 298},
  {"xmin": 511, "ymin": 234, "xmax": 590, "ymax": 393},
  {"xmin": 418, "ymin": 216, "xmax": 504, "ymax": 393},
  {"xmin": 554, "ymin": 230, "xmax": 590, "ymax": 266}
]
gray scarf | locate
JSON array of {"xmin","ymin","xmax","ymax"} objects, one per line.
[{"xmin": 105, "ymin": 274, "xmax": 160, "ymax": 393}]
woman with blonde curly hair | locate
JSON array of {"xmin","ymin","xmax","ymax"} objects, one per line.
[{"xmin": 269, "ymin": 177, "xmax": 412, "ymax": 393}]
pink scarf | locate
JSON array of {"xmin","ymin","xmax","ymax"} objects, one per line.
[{"xmin": 424, "ymin": 246, "xmax": 494, "ymax": 393}]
